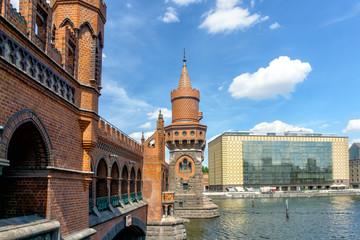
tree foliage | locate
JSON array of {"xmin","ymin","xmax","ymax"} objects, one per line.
[{"xmin": 202, "ymin": 166, "xmax": 209, "ymax": 173}]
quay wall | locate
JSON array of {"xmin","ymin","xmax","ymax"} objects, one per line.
[{"xmin": 205, "ymin": 190, "xmax": 360, "ymax": 199}]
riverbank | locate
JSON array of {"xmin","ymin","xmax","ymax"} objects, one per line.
[
  {"xmin": 204, "ymin": 189, "xmax": 360, "ymax": 199},
  {"xmin": 185, "ymin": 195, "xmax": 360, "ymax": 239}
]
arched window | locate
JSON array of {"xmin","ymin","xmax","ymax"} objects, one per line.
[
  {"xmin": 111, "ymin": 163, "xmax": 119, "ymax": 196},
  {"xmin": 96, "ymin": 159, "xmax": 108, "ymax": 211},
  {"xmin": 137, "ymin": 169, "xmax": 142, "ymax": 200},
  {"xmin": 137, "ymin": 169, "xmax": 142, "ymax": 192},
  {"xmin": 130, "ymin": 168, "xmax": 136, "ymax": 202},
  {"xmin": 179, "ymin": 158, "xmax": 192, "ymax": 173},
  {"xmin": 0, "ymin": 121, "xmax": 50, "ymax": 218},
  {"xmin": 121, "ymin": 166, "xmax": 129, "ymax": 205},
  {"xmin": 110, "ymin": 163, "xmax": 120, "ymax": 207}
]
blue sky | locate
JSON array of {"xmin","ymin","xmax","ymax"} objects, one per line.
[
  {"xmin": 11, "ymin": 0, "xmax": 360, "ymax": 165},
  {"xmin": 98, "ymin": 0, "xmax": 360, "ymax": 166}
]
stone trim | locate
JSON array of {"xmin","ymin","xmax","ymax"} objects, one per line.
[
  {"xmin": 0, "ymin": 215, "xmax": 60, "ymax": 239},
  {"xmin": 62, "ymin": 228, "xmax": 96, "ymax": 240}
]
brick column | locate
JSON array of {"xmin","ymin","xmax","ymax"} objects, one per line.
[
  {"xmin": 107, "ymin": 177, "xmax": 111, "ymax": 201},
  {"xmin": 118, "ymin": 178, "xmax": 122, "ymax": 196}
]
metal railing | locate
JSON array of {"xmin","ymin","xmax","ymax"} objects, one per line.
[
  {"xmin": 130, "ymin": 192, "xmax": 137, "ymax": 202},
  {"xmin": 96, "ymin": 196, "xmax": 108, "ymax": 212},
  {"xmin": 89, "ymin": 198, "xmax": 93, "ymax": 214},
  {"xmin": 110, "ymin": 195, "xmax": 120, "ymax": 207},
  {"xmin": 137, "ymin": 192, "xmax": 143, "ymax": 201},
  {"xmin": 121, "ymin": 193, "xmax": 129, "ymax": 205}
]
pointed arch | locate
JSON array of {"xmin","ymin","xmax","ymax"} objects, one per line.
[
  {"xmin": 59, "ymin": 18, "xmax": 75, "ymax": 29},
  {"xmin": 0, "ymin": 109, "xmax": 54, "ymax": 166},
  {"xmin": 110, "ymin": 162, "xmax": 119, "ymax": 196},
  {"xmin": 97, "ymin": 31, "xmax": 104, "ymax": 48},
  {"xmin": 79, "ymin": 21, "xmax": 95, "ymax": 37},
  {"xmin": 94, "ymin": 152, "xmax": 108, "ymax": 176},
  {"xmin": 137, "ymin": 168, "xmax": 142, "ymax": 193}
]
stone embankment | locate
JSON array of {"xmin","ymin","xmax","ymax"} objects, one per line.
[{"xmin": 204, "ymin": 190, "xmax": 360, "ymax": 199}]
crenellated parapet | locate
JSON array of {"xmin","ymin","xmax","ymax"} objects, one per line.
[
  {"xmin": 97, "ymin": 118, "xmax": 143, "ymax": 156},
  {"xmin": 0, "ymin": 0, "xmax": 27, "ymax": 34}
]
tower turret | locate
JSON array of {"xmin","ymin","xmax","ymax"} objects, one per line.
[
  {"xmin": 50, "ymin": 0, "xmax": 106, "ymax": 90},
  {"xmin": 164, "ymin": 54, "xmax": 218, "ymax": 219}
]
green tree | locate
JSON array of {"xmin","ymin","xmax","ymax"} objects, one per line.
[{"xmin": 202, "ymin": 166, "xmax": 209, "ymax": 173}]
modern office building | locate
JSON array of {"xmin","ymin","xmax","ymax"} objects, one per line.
[
  {"xmin": 208, "ymin": 131, "xmax": 349, "ymax": 191},
  {"xmin": 349, "ymin": 143, "xmax": 360, "ymax": 188}
]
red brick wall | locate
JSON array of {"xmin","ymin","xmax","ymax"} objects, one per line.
[
  {"xmin": 49, "ymin": 175, "xmax": 89, "ymax": 236},
  {"xmin": 0, "ymin": 0, "xmax": 27, "ymax": 35},
  {"xmin": 0, "ymin": 177, "xmax": 48, "ymax": 218}
]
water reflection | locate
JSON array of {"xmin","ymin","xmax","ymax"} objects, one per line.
[{"xmin": 184, "ymin": 196, "xmax": 360, "ymax": 240}]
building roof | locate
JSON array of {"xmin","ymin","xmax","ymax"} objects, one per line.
[
  {"xmin": 177, "ymin": 56, "xmax": 192, "ymax": 89},
  {"xmin": 208, "ymin": 130, "xmax": 346, "ymax": 144}
]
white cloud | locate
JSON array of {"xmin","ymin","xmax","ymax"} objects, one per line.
[
  {"xmin": 126, "ymin": 3, "xmax": 132, "ymax": 8},
  {"xmin": 322, "ymin": 3, "xmax": 360, "ymax": 27},
  {"xmin": 162, "ymin": 7, "xmax": 180, "ymax": 23},
  {"xmin": 102, "ymin": 53, "xmax": 107, "ymax": 59},
  {"xmin": 100, "ymin": 80, "xmax": 152, "ymax": 132},
  {"xmin": 228, "ymin": 56, "xmax": 311, "ymax": 100},
  {"xmin": 218, "ymin": 86, "xmax": 223, "ymax": 91},
  {"xmin": 199, "ymin": 0, "xmax": 268, "ymax": 34},
  {"xmin": 350, "ymin": 138, "xmax": 360, "ymax": 147},
  {"xmin": 139, "ymin": 122, "xmax": 152, "ymax": 129},
  {"xmin": 251, "ymin": 0, "xmax": 255, "ymax": 8},
  {"xmin": 130, "ymin": 131, "xmax": 155, "ymax": 143},
  {"xmin": 170, "ymin": 0, "xmax": 202, "ymax": 6},
  {"xmin": 270, "ymin": 22, "xmax": 280, "ymax": 29},
  {"xmin": 251, "ymin": 120, "xmax": 314, "ymax": 133},
  {"xmin": 10, "ymin": 0, "xmax": 19, "ymax": 9},
  {"xmin": 343, "ymin": 119, "xmax": 360, "ymax": 133},
  {"xmin": 147, "ymin": 108, "xmax": 172, "ymax": 119}
]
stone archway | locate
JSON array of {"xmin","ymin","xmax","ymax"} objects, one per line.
[
  {"xmin": 102, "ymin": 217, "xmax": 146, "ymax": 240},
  {"xmin": 0, "ymin": 110, "xmax": 53, "ymax": 219}
]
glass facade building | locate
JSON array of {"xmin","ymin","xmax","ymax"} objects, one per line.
[
  {"xmin": 243, "ymin": 141, "xmax": 333, "ymax": 185},
  {"xmin": 208, "ymin": 131, "xmax": 349, "ymax": 191}
]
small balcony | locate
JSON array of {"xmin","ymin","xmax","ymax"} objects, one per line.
[{"xmin": 162, "ymin": 191, "xmax": 175, "ymax": 203}]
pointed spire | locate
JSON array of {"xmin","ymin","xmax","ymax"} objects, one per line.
[
  {"xmin": 178, "ymin": 48, "xmax": 192, "ymax": 89},
  {"xmin": 141, "ymin": 132, "xmax": 145, "ymax": 141}
]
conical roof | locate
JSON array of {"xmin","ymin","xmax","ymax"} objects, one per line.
[{"xmin": 177, "ymin": 56, "xmax": 192, "ymax": 89}]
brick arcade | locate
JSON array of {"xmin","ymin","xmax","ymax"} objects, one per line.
[
  {"xmin": 0, "ymin": 0, "xmax": 217, "ymax": 239},
  {"xmin": 0, "ymin": 0, "xmax": 147, "ymax": 239}
]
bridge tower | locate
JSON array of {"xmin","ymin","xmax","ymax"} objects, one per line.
[
  {"xmin": 165, "ymin": 53, "xmax": 218, "ymax": 218},
  {"xmin": 50, "ymin": 0, "xmax": 106, "ymax": 92}
]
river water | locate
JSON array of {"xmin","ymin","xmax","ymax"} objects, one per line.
[{"xmin": 184, "ymin": 196, "xmax": 360, "ymax": 240}]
